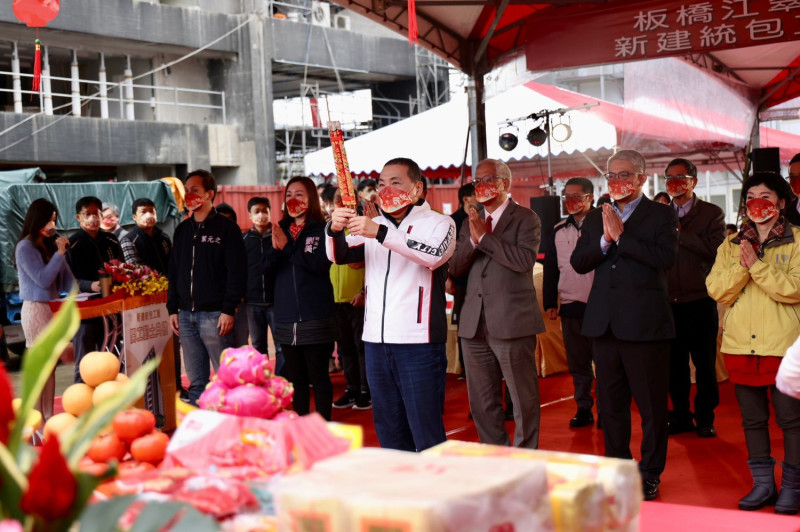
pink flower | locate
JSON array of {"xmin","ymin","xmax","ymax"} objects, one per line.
[{"xmin": 0, "ymin": 520, "xmax": 24, "ymax": 532}]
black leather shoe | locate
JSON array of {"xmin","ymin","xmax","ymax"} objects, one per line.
[
  {"xmin": 697, "ymin": 425, "xmax": 717, "ymax": 438},
  {"xmin": 569, "ymin": 408, "xmax": 594, "ymax": 428},
  {"xmin": 642, "ymin": 478, "xmax": 660, "ymax": 501}
]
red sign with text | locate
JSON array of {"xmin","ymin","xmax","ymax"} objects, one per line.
[{"xmin": 526, "ymin": 0, "xmax": 800, "ymax": 71}]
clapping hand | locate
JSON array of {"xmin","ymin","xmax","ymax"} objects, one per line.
[
  {"xmin": 272, "ymin": 224, "xmax": 288, "ymax": 250},
  {"xmin": 740, "ymin": 241, "xmax": 758, "ymax": 269},
  {"xmin": 468, "ymin": 207, "xmax": 486, "ymax": 244},
  {"xmin": 602, "ymin": 203, "xmax": 624, "ymax": 243},
  {"xmin": 363, "ymin": 201, "xmax": 379, "ymax": 219}
]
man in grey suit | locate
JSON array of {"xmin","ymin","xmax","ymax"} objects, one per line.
[{"xmin": 450, "ymin": 159, "xmax": 545, "ymax": 448}]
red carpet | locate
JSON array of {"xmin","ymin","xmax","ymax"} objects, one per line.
[{"xmin": 56, "ymin": 371, "xmax": 789, "ymax": 517}]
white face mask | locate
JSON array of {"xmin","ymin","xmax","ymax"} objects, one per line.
[{"xmin": 138, "ymin": 213, "xmax": 157, "ymax": 227}]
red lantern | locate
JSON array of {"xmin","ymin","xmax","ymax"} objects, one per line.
[{"xmin": 12, "ymin": 0, "xmax": 61, "ymax": 93}]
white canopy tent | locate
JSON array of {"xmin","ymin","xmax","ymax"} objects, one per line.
[{"xmin": 304, "ymin": 84, "xmax": 618, "ymax": 179}]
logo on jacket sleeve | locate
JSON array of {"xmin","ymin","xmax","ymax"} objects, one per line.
[{"xmin": 407, "ymin": 225, "xmax": 454, "ymax": 257}]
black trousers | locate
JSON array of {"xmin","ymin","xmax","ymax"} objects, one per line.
[
  {"xmin": 593, "ymin": 331, "xmax": 670, "ymax": 480},
  {"xmin": 669, "ymin": 297, "xmax": 719, "ymax": 426},
  {"xmin": 561, "ymin": 316, "xmax": 594, "ymax": 411},
  {"xmin": 282, "ymin": 342, "xmax": 335, "ymax": 421},
  {"xmin": 735, "ymin": 383, "xmax": 800, "ymax": 466},
  {"xmin": 333, "ymin": 303, "xmax": 367, "ymax": 393}
]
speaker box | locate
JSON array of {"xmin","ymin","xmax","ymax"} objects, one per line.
[
  {"xmin": 530, "ymin": 195, "xmax": 562, "ymax": 256},
  {"xmin": 750, "ymin": 147, "xmax": 780, "ymax": 174}
]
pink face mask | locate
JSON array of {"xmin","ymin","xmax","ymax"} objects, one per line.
[
  {"xmin": 564, "ymin": 197, "xmax": 586, "ymax": 215},
  {"xmin": 475, "ymin": 181, "xmax": 500, "ymax": 204},
  {"xmin": 378, "ymin": 186, "xmax": 413, "ymax": 214},
  {"xmin": 607, "ymin": 179, "xmax": 637, "ymax": 201},
  {"xmin": 666, "ymin": 179, "xmax": 690, "ymax": 198},
  {"xmin": 286, "ymin": 198, "xmax": 308, "ymax": 218},
  {"xmin": 746, "ymin": 198, "xmax": 780, "ymax": 224},
  {"xmin": 185, "ymin": 192, "xmax": 205, "ymax": 212}
]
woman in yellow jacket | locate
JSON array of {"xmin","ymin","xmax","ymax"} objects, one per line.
[{"xmin": 707, "ymin": 172, "xmax": 800, "ymax": 515}]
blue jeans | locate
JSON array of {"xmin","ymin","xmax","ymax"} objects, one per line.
[
  {"xmin": 246, "ymin": 304, "xmax": 285, "ymax": 377},
  {"xmin": 179, "ymin": 310, "xmax": 235, "ymax": 405},
  {"xmin": 364, "ymin": 342, "xmax": 447, "ymax": 452}
]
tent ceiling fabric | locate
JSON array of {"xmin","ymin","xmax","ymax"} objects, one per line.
[{"xmin": 330, "ymin": 0, "xmax": 800, "ymax": 108}]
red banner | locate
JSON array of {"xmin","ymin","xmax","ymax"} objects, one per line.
[{"xmin": 526, "ymin": 0, "xmax": 800, "ymax": 72}]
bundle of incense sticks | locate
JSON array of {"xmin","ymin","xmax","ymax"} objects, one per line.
[{"xmin": 329, "ymin": 121, "xmax": 357, "ymax": 209}]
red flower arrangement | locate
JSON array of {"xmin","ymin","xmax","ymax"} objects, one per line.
[{"xmin": 98, "ymin": 260, "xmax": 168, "ymax": 297}]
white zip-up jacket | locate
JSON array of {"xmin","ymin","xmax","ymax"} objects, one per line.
[{"xmin": 326, "ymin": 201, "xmax": 456, "ymax": 344}]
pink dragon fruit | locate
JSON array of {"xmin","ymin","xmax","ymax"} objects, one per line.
[
  {"xmin": 215, "ymin": 346, "xmax": 274, "ymax": 388},
  {"xmin": 198, "ymin": 380, "xmax": 228, "ymax": 411},
  {"xmin": 218, "ymin": 384, "xmax": 283, "ymax": 419},
  {"xmin": 265, "ymin": 376, "xmax": 294, "ymax": 409}
]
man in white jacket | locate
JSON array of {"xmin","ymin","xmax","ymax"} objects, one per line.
[{"xmin": 327, "ymin": 157, "xmax": 456, "ymax": 451}]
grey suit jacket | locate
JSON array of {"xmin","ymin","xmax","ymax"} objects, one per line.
[{"xmin": 450, "ymin": 200, "xmax": 546, "ymax": 340}]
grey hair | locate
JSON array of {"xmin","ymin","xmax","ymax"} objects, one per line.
[
  {"xmin": 608, "ymin": 149, "xmax": 646, "ymax": 174},
  {"xmin": 101, "ymin": 202, "xmax": 120, "ymax": 216},
  {"xmin": 478, "ymin": 158, "xmax": 512, "ymax": 180}
]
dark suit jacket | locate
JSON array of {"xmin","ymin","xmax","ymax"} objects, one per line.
[
  {"xmin": 450, "ymin": 200, "xmax": 546, "ymax": 340},
  {"xmin": 570, "ymin": 196, "xmax": 679, "ymax": 342},
  {"xmin": 667, "ymin": 196, "xmax": 725, "ymax": 303}
]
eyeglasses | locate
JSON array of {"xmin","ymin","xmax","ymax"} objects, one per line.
[
  {"xmin": 561, "ymin": 193, "xmax": 590, "ymax": 201},
  {"xmin": 603, "ymin": 171, "xmax": 641, "ymax": 181},
  {"xmin": 665, "ymin": 175, "xmax": 694, "ymax": 181},
  {"xmin": 471, "ymin": 175, "xmax": 502, "ymax": 184}
]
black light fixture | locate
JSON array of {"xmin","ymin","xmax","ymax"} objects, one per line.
[
  {"xmin": 527, "ymin": 125, "xmax": 548, "ymax": 147},
  {"xmin": 499, "ymin": 129, "xmax": 518, "ymax": 151}
]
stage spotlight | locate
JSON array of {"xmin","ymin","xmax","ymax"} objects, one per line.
[
  {"xmin": 499, "ymin": 131, "xmax": 518, "ymax": 151},
  {"xmin": 527, "ymin": 126, "xmax": 548, "ymax": 147},
  {"xmin": 551, "ymin": 122, "xmax": 572, "ymax": 142}
]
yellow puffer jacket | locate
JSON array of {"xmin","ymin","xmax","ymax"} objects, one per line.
[{"xmin": 706, "ymin": 225, "xmax": 800, "ymax": 358}]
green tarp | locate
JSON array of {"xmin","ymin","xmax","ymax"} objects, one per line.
[
  {"xmin": 0, "ymin": 181, "xmax": 180, "ymax": 290},
  {"xmin": 0, "ymin": 168, "xmax": 46, "ymax": 185}
]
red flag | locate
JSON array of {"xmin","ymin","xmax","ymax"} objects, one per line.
[{"xmin": 310, "ymin": 98, "xmax": 321, "ymax": 129}]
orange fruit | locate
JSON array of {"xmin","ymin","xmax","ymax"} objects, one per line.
[
  {"xmin": 92, "ymin": 380, "xmax": 126, "ymax": 406},
  {"xmin": 115, "ymin": 373, "xmax": 129, "ymax": 383},
  {"xmin": 61, "ymin": 383, "xmax": 95, "ymax": 416},
  {"xmin": 79, "ymin": 351, "xmax": 120, "ymax": 386},
  {"xmin": 43, "ymin": 412, "xmax": 77, "ymax": 440}
]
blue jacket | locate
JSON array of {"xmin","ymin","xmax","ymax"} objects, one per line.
[{"xmin": 15, "ymin": 238, "xmax": 75, "ymax": 302}]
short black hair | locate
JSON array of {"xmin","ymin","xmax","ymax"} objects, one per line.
[
  {"xmin": 742, "ymin": 171, "xmax": 794, "ymax": 206},
  {"xmin": 596, "ymin": 194, "xmax": 612, "ymax": 206},
  {"xmin": 357, "ymin": 179, "xmax": 377, "ymax": 193},
  {"xmin": 457, "ymin": 183, "xmax": 475, "ymax": 203},
  {"xmin": 664, "ymin": 158, "xmax": 697, "ymax": 178},
  {"xmin": 726, "ymin": 223, "xmax": 738, "ymax": 233},
  {"xmin": 215, "ymin": 202, "xmax": 237, "ymax": 222},
  {"xmin": 184, "ymin": 169, "xmax": 217, "ymax": 200},
  {"xmin": 653, "ymin": 191, "xmax": 671, "ymax": 204},
  {"xmin": 564, "ymin": 177, "xmax": 593, "ymax": 195},
  {"xmin": 132, "ymin": 198, "xmax": 156, "ymax": 216},
  {"xmin": 791, "ymin": 153, "xmax": 800, "ymax": 166},
  {"xmin": 75, "ymin": 196, "xmax": 102, "ymax": 215},
  {"xmin": 320, "ymin": 184, "xmax": 338, "ymax": 204},
  {"xmin": 247, "ymin": 196, "xmax": 271, "ymax": 211},
  {"xmin": 383, "ymin": 157, "xmax": 422, "ymax": 183}
]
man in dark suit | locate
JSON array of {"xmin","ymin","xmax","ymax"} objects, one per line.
[
  {"xmin": 663, "ymin": 158, "xmax": 726, "ymax": 438},
  {"xmin": 450, "ymin": 159, "xmax": 545, "ymax": 449},
  {"xmin": 571, "ymin": 149, "xmax": 679, "ymax": 500}
]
